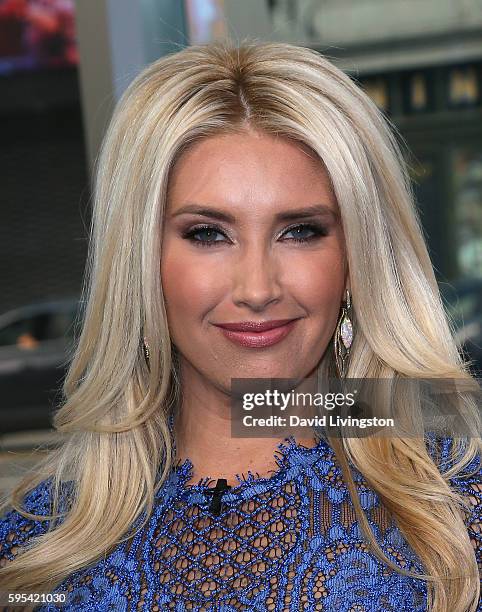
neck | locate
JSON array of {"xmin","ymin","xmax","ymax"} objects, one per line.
[{"xmin": 172, "ymin": 360, "xmax": 318, "ymax": 486}]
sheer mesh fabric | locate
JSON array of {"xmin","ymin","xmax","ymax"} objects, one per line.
[{"xmin": 0, "ymin": 435, "xmax": 480, "ymax": 611}]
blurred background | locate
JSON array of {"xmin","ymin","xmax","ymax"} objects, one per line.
[{"xmin": 0, "ymin": 0, "xmax": 481, "ymax": 495}]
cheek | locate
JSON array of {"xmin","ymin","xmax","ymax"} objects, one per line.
[
  {"xmin": 282, "ymin": 245, "xmax": 345, "ymax": 313},
  {"xmin": 160, "ymin": 243, "xmax": 225, "ymax": 325}
]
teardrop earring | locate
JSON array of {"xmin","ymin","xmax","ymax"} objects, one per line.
[{"xmin": 334, "ymin": 289, "xmax": 353, "ymax": 378}]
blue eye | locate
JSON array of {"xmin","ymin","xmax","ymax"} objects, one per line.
[
  {"xmin": 281, "ymin": 223, "xmax": 329, "ymax": 242},
  {"xmin": 183, "ymin": 225, "xmax": 228, "ymax": 247}
]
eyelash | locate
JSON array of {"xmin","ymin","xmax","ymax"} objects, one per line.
[{"xmin": 182, "ymin": 222, "xmax": 329, "ymax": 248}]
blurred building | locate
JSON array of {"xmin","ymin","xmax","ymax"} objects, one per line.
[{"xmin": 0, "ymin": 0, "xmax": 89, "ymax": 315}]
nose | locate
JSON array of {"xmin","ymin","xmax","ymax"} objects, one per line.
[{"xmin": 231, "ymin": 243, "xmax": 282, "ymax": 312}]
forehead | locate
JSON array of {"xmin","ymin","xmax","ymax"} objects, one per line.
[{"xmin": 167, "ymin": 131, "xmax": 336, "ymax": 209}]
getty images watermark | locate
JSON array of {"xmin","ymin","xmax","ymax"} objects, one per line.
[
  {"xmin": 241, "ymin": 387, "xmax": 382, "ymax": 428},
  {"xmin": 230, "ymin": 377, "xmax": 481, "ymax": 438}
]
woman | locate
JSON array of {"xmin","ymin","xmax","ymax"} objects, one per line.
[{"xmin": 0, "ymin": 39, "xmax": 480, "ymax": 612}]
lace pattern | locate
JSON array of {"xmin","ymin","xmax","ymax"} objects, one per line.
[{"xmin": 0, "ymin": 434, "xmax": 480, "ymax": 611}]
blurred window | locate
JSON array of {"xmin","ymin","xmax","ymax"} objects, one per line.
[{"xmin": 453, "ymin": 149, "xmax": 482, "ymax": 280}]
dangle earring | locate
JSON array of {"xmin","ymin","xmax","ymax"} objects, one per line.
[
  {"xmin": 334, "ymin": 289, "xmax": 353, "ymax": 378},
  {"xmin": 143, "ymin": 336, "xmax": 150, "ymax": 365}
]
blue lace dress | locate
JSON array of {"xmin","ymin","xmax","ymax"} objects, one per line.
[{"xmin": 0, "ymin": 434, "xmax": 480, "ymax": 612}]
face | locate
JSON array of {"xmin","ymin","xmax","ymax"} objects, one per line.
[{"xmin": 161, "ymin": 130, "xmax": 348, "ymax": 394}]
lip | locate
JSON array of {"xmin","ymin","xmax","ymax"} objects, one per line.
[
  {"xmin": 214, "ymin": 319, "xmax": 298, "ymax": 332},
  {"xmin": 213, "ymin": 318, "xmax": 300, "ymax": 348}
]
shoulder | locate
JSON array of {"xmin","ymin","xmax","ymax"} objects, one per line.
[{"xmin": 0, "ymin": 478, "xmax": 56, "ymax": 566}]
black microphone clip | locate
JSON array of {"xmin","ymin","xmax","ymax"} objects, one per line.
[{"xmin": 204, "ymin": 478, "xmax": 231, "ymax": 516}]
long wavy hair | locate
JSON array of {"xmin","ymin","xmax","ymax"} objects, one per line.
[{"xmin": 0, "ymin": 39, "xmax": 480, "ymax": 611}]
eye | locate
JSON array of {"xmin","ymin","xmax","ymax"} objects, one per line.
[
  {"xmin": 280, "ymin": 222, "xmax": 329, "ymax": 243},
  {"xmin": 182, "ymin": 224, "xmax": 229, "ymax": 247}
]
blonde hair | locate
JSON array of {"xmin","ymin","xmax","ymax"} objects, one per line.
[{"xmin": 1, "ymin": 39, "xmax": 480, "ymax": 611}]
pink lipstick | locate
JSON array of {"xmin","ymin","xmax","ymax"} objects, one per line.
[{"xmin": 213, "ymin": 318, "xmax": 299, "ymax": 348}]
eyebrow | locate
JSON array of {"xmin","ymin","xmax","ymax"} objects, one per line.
[{"xmin": 170, "ymin": 203, "xmax": 339, "ymax": 222}]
